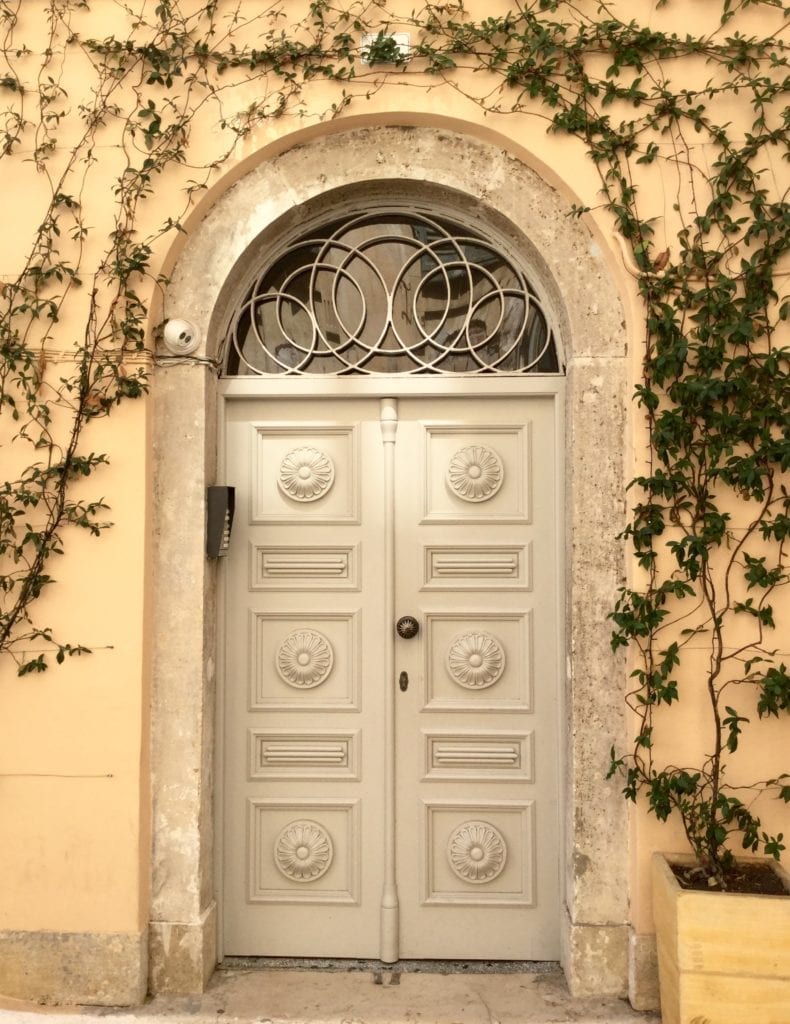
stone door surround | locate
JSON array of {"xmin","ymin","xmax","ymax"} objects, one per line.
[{"xmin": 151, "ymin": 122, "xmax": 629, "ymax": 997}]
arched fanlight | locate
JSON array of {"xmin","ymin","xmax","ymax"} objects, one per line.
[{"xmin": 224, "ymin": 209, "xmax": 562, "ymax": 376}]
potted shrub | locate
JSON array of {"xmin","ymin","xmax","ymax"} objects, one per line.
[{"xmin": 607, "ymin": 218, "xmax": 790, "ymax": 1023}]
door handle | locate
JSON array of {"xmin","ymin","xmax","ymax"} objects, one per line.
[
  {"xmin": 396, "ymin": 616, "xmax": 420, "ymax": 639},
  {"xmin": 399, "ymin": 671, "xmax": 409, "ymax": 692}
]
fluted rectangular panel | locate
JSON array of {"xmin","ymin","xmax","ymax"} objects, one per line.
[
  {"xmin": 424, "ymin": 732, "xmax": 533, "ymax": 781},
  {"xmin": 423, "ymin": 544, "xmax": 530, "ymax": 590},
  {"xmin": 249, "ymin": 730, "xmax": 359, "ymax": 780},
  {"xmin": 252, "ymin": 544, "xmax": 359, "ymax": 590}
]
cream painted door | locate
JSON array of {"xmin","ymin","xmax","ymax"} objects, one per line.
[{"xmin": 223, "ymin": 396, "xmax": 560, "ymax": 960}]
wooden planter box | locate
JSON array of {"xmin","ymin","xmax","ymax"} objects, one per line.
[{"xmin": 652, "ymin": 853, "xmax": 790, "ymax": 1024}]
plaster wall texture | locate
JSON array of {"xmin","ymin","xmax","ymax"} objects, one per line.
[
  {"xmin": 0, "ymin": 401, "xmax": 151, "ymax": 1001},
  {"xmin": 0, "ymin": 0, "xmax": 787, "ymax": 1010}
]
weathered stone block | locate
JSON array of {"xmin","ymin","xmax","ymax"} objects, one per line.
[
  {"xmin": 149, "ymin": 902, "xmax": 217, "ymax": 995},
  {"xmin": 561, "ymin": 915, "xmax": 629, "ymax": 998},
  {"xmin": 0, "ymin": 928, "xmax": 146, "ymax": 1006},
  {"xmin": 628, "ymin": 929, "xmax": 660, "ymax": 1011}
]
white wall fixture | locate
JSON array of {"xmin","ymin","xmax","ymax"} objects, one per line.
[{"xmin": 162, "ymin": 318, "xmax": 201, "ymax": 355}]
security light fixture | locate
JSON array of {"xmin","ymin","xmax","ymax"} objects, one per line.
[{"xmin": 162, "ymin": 318, "xmax": 201, "ymax": 356}]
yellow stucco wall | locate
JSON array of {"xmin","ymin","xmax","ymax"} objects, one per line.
[
  {"xmin": 0, "ymin": 0, "xmax": 787, "ymax": 994},
  {"xmin": 0, "ymin": 398, "xmax": 151, "ymax": 934}
]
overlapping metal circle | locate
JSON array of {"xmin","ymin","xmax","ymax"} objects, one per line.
[{"xmin": 225, "ymin": 210, "xmax": 560, "ymax": 376}]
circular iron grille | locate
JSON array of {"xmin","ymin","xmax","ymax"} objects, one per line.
[{"xmin": 224, "ymin": 210, "xmax": 560, "ymax": 376}]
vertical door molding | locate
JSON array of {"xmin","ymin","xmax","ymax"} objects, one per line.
[{"xmin": 379, "ymin": 398, "xmax": 400, "ymax": 962}]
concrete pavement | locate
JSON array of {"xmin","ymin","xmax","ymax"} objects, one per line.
[{"xmin": 0, "ymin": 966, "xmax": 660, "ymax": 1024}]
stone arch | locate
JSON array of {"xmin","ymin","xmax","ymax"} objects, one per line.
[{"xmin": 150, "ymin": 124, "xmax": 629, "ymax": 996}]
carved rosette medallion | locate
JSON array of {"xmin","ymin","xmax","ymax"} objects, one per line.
[
  {"xmin": 274, "ymin": 819, "xmax": 333, "ymax": 882},
  {"xmin": 278, "ymin": 446, "xmax": 335, "ymax": 502},
  {"xmin": 276, "ymin": 629, "xmax": 334, "ymax": 689},
  {"xmin": 447, "ymin": 820, "xmax": 507, "ymax": 883},
  {"xmin": 447, "ymin": 631, "xmax": 505, "ymax": 689},
  {"xmin": 447, "ymin": 445, "xmax": 504, "ymax": 502}
]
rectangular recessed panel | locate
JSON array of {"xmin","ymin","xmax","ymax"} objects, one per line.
[
  {"xmin": 422, "ymin": 424, "xmax": 531, "ymax": 524},
  {"xmin": 250, "ymin": 730, "xmax": 359, "ymax": 780},
  {"xmin": 423, "ymin": 801, "xmax": 536, "ymax": 907},
  {"xmin": 248, "ymin": 799, "xmax": 360, "ymax": 905},
  {"xmin": 424, "ymin": 612, "xmax": 533, "ymax": 712},
  {"xmin": 250, "ymin": 611, "xmax": 359, "ymax": 711},
  {"xmin": 251, "ymin": 544, "xmax": 359, "ymax": 591},
  {"xmin": 425, "ymin": 732, "xmax": 533, "ymax": 781},
  {"xmin": 251, "ymin": 424, "xmax": 359, "ymax": 524},
  {"xmin": 424, "ymin": 545, "xmax": 531, "ymax": 591}
]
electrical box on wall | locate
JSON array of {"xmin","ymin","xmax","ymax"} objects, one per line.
[{"xmin": 206, "ymin": 486, "xmax": 235, "ymax": 557}]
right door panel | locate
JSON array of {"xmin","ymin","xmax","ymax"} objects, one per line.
[{"xmin": 394, "ymin": 396, "xmax": 561, "ymax": 959}]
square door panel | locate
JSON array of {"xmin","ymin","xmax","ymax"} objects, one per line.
[
  {"xmin": 250, "ymin": 424, "xmax": 359, "ymax": 523},
  {"xmin": 424, "ymin": 612, "xmax": 532, "ymax": 711},
  {"xmin": 421, "ymin": 424, "xmax": 531, "ymax": 524},
  {"xmin": 250, "ymin": 611, "xmax": 359, "ymax": 711},
  {"xmin": 423, "ymin": 802, "xmax": 536, "ymax": 906},
  {"xmin": 248, "ymin": 799, "xmax": 360, "ymax": 904}
]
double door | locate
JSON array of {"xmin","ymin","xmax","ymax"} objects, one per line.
[{"xmin": 223, "ymin": 395, "xmax": 560, "ymax": 960}]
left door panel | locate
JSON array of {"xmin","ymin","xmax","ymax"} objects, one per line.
[{"xmin": 223, "ymin": 399, "xmax": 385, "ymax": 956}]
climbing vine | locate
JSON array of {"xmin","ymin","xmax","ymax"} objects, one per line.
[{"xmin": 0, "ymin": 0, "xmax": 788, "ymax": 879}]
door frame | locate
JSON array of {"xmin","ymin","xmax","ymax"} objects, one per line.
[
  {"xmin": 215, "ymin": 375, "xmax": 566, "ymax": 962},
  {"xmin": 149, "ymin": 122, "xmax": 631, "ymax": 998}
]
